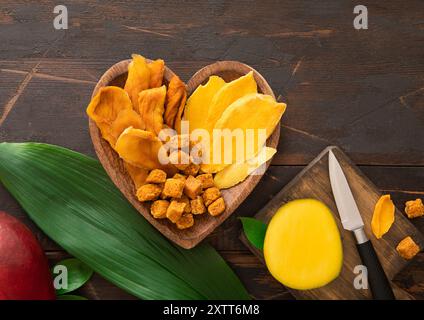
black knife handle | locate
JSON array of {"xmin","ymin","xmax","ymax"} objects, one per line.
[{"xmin": 356, "ymin": 240, "xmax": 395, "ymax": 300}]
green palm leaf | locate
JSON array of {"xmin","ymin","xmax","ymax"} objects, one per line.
[{"xmin": 0, "ymin": 142, "xmax": 249, "ymax": 300}]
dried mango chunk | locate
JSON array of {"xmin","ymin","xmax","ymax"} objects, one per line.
[
  {"xmin": 396, "ymin": 236, "xmax": 420, "ymax": 260},
  {"xmin": 138, "ymin": 86, "xmax": 166, "ymax": 135},
  {"xmin": 164, "ymin": 75, "xmax": 187, "ymax": 131},
  {"xmin": 205, "ymin": 71, "xmax": 257, "ymax": 132},
  {"xmin": 371, "ymin": 194, "xmax": 395, "ymax": 239},
  {"xmin": 148, "ymin": 59, "xmax": 165, "ymax": 88},
  {"xmin": 214, "ymin": 147, "xmax": 276, "ymax": 189},
  {"xmin": 124, "ymin": 162, "xmax": 149, "ymax": 189},
  {"xmin": 202, "ymin": 93, "xmax": 285, "ymax": 172},
  {"xmin": 184, "ymin": 76, "xmax": 226, "ymax": 133},
  {"xmin": 87, "ymin": 86, "xmax": 143, "ymax": 146},
  {"xmin": 405, "ymin": 198, "xmax": 424, "ymax": 219},
  {"xmin": 115, "ymin": 127, "xmax": 176, "ymax": 175},
  {"xmin": 124, "ymin": 54, "xmax": 151, "ymax": 111}
]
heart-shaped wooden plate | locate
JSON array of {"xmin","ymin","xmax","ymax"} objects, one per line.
[{"xmin": 89, "ymin": 59, "xmax": 280, "ymax": 249}]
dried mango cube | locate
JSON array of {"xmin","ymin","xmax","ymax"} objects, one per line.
[
  {"xmin": 191, "ymin": 196, "xmax": 206, "ymax": 215},
  {"xmin": 146, "ymin": 169, "xmax": 167, "ymax": 184},
  {"xmin": 196, "ymin": 173, "xmax": 215, "ymax": 189},
  {"xmin": 405, "ymin": 199, "xmax": 424, "ymax": 219},
  {"xmin": 202, "ymin": 187, "xmax": 221, "ymax": 206},
  {"xmin": 208, "ymin": 197, "xmax": 226, "ymax": 216},
  {"xmin": 166, "ymin": 200, "xmax": 186, "ymax": 223},
  {"xmin": 150, "ymin": 200, "xmax": 169, "ymax": 219},
  {"xmin": 184, "ymin": 175, "xmax": 203, "ymax": 200},
  {"xmin": 176, "ymin": 213, "xmax": 194, "ymax": 230},
  {"xmin": 162, "ymin": 178, "xmax": 185, "ymax": 198},
  {"xmin": 396, "ymin": 236, "xmax": 420, "ymax": 260},
  {"xmin": 136, "ymin": 184, "xmax": 162, "ymax": 202}
]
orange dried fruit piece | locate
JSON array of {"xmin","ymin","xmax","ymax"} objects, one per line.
[
  {"xmin": 184, "ymin": 75, "xmax": 226, "ymax": 133},
  {"xmin": 176, "ymin": 213, "xmax": 194, "ymax": 230},
  {"xmin": 148, "ymin": 59, "xmax": 165, "ymax": 88},
  {"xmin": 124, "ymin": 162, "xmax": 149, "ymax": 190},
  {"xmin": 164, "ymin": 75, "xmax": 187, "ymax": 131},
  {"xmin": 136, "ymin": 184, "xmax": 162, "ymax": 202},
  {"xmin": 86, "ymin": 86, "xmax": 144, "ymax": 147},
  {"xmin": 405, "ymin": 198, "xmax": 424, "ymax": 219},
  {"xmin": 138, "ymin": 85, "xmax": 166, "ymax": 135},
  {"xmin": 396, "ymin": 236, "xmax": 420, "ymax": 260},
  {"xmin": 371, "ymin": 194, "xmax": 395, "ymax": 239},
  {"xmin": 124, "ymin": 54, "xmax": 150, "ymax": 111},
  {"xmin": 115, "ymin": 127, "xmax": 176, "ymax": 175}
]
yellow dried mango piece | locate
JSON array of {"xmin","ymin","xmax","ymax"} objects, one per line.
[
  {"xmin": 371, "ymin": 194, "xmax": 395, "ymax": 239},
  {"xmin": 115, "ymin": 127, "xmax": 176, "ymax": 175},
  {"xmin": 86, "ymin": 86, "xmax": 143, "ymax": 146},
  {"xmin": 148, "ymin": 59, "xmax": 165, "ymax": 88},
  {"xmin": 138, "ymin": 86, "xmax": 166, "ymax": 135},
  {"xmin": 124, "ymin": 54, "xmax": 151, "ymax": 111},
  {"xmin": 205, "ymin": 71, "xmax": 257, "ymax": 132},
  {"xmin": 184, "ymin": 76, "xmax": 226, "ymax": 133},
  {"xmin": 109, "ymin": 109, "xmax": 144, "ymax": 144},
  {"xmin": 214, "ymin": 147, "xmax": 276, "ymax": 189},
  {"xmin": 124, "ymin": 162, "xmax": 149, "ymax": 189},
  {"xmin": 201, "ymin": 93, "xmax": 286, "ymax": 173},
  {"xmin": 164, "ymin": 75, "xmax": 187, "ymax": 131}
]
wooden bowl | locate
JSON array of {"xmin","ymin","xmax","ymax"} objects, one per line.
[{"xmin": 89, "ymin": 59, "xmax": 280, "ymax": 249}]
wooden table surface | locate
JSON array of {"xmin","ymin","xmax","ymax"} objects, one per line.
[{"xmin": 0, "ymin": 0, "xmax": 423, "ymax": 300}]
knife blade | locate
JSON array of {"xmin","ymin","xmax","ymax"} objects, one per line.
[{"xmin": 328, "ymin": 149, "xmax": 395, "ymax": 300}]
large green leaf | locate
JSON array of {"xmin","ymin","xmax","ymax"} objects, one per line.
[{"xmin": 0, "ymin": 142, "xmax": 249, "ymax": 300}]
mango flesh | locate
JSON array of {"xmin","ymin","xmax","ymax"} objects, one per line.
[
  {"xmin": 184, "ymin": 75, "xmax": 226, "ymax": 133},
  {"xmin": 371, "ymin": 194, "xmax": 395, "ymax": 239},
  {"xmin": 264, "ymin": 199, "xmax": 343, "ymax": 290},
  {"xmin": 214, "ymin": 146, "xmax": 276, "ymax": 189}
]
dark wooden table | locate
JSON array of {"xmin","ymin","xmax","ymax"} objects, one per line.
[{"xmin": 1, "ymin": 0, "xmax": 423, "ymax": 299}]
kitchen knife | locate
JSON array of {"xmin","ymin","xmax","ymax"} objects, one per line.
[{"xmin": 328, "ymin": 150, "xmax": 395, "ymax": 300}]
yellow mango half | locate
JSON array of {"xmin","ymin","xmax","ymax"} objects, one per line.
[
  {"xmin": 264, "ymin": 199, "xmax": 343, "ymax": 290},
  {"xmin": 208, "ymin": 93, "xmax": 286, "ymax": 170},
  {"xmin": 86, "ymin": 86, "xmax": 144, "ymax": 147},
  {"xmin": 184, "ymin": 75, "xmax": 226, "ymax": 133},
  {"xmin": 205, "ymin": 71, "xmax": 257, "ymax": 132},
  {"xmin": 124, "ymin": 54, "xmax": 151, "ymax": 111},
  {"xmin": 371, "ymin": 194, "xmax": 395, "ymax": 239},
  {"xmin": 214, "ymin": 147, "xmax": 276, "ymax": 189}
]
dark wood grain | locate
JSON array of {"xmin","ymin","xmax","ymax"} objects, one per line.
[
  {"xmin": 0, "ymin": 0, "xmax": 423, "ymax": 299},
  {"xmin": 242, "ymin": 147, "xmax": 424, "ymax": 299}
]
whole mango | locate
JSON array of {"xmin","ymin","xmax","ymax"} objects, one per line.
[{"xmin": 0, "ymin": 211, "xmax": 55, "ymax": 300}]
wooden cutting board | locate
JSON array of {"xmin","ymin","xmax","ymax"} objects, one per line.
[{"xmin": 241, "ymin": 146, "xmax": 424, "ymax": 300}]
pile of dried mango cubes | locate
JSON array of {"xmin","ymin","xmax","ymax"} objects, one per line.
[{"xmin": 87, "ymin": 54, "xmax": 286, "ymax": 229}]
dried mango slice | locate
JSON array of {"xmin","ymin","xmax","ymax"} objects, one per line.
[
  {"xmin": 201, "ymin": 93, "xmax": 286, "ymax": 173},
  {"xmin": 164, "ymin": 75, "xmax": 187, "ymax": 131},
  {"xmin": 124, "ymin": 54, "xmax": 151, "ymax": 111},
  {"xmin": 371, "ymin": 194, "xmax": 395, "ymax": 239},
  {"xmin": 115, "ymin": 127, "xmax": 176, "ymax": 175},
  {"xmin": 124, "ymin": 162, "xmax": 149, "ymax": 189},
  {"xmin": 184, "ymin": 76, "xmax": 226, "ymax": 133},
  {"xmin": 148, "ymin": 59, "xmax": 165, "ymax": 88},
  {"xmin": 138, "ymin": 86, "xmax": 166, "ymax": 135},
  {"xmin": 109, "ymin": 109, "xmax": 144, "ymax": 144},
  {"xmin": 214, "ymin": 147, "xmax": 276, "ymax": 189},
  {"xmin": 87, "ymin": 86, "xmax": 143, "ymax": 146},
  {"xmin": 205, "ymin": 71, "xmax": 257, "ymax": 132}
]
